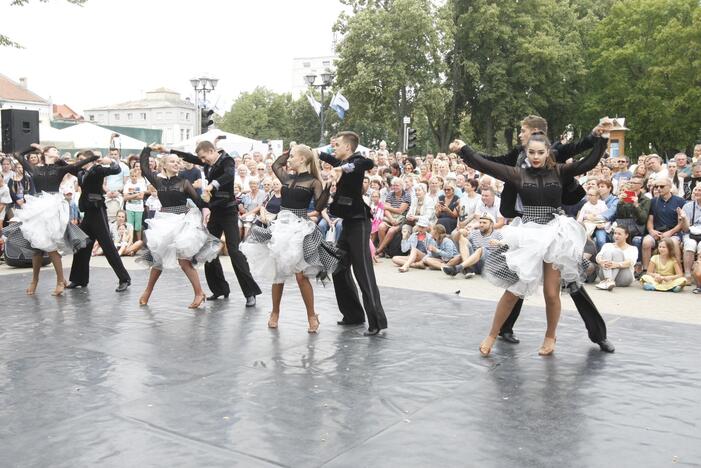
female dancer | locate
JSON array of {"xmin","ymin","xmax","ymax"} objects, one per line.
[
  {"xmin": 6, "ymin": 144, "xmax": 96, "ymax": 295},
  {"xmin": 137, "ymin": 146, "xmax": 220, "ymax": 308},
  {"xmin": 451, "ymin": 133, "xmax": 606, "ymax": 356},
  {"xmin": 241, "ymin": 145, "xmax": 340, "ymax": 333}
]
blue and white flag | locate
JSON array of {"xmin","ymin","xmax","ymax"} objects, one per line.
[
  {"xmin": 329, "ymin": 92, "xmax": 350, "ymax": 119},
  {"xmin": 306, "ymin": 94, "xmax": 321, "ymax": 116}
]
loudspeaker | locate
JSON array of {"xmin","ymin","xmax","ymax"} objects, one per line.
[{"xmin": 1, "ymin": 109, "xmax": 40, "ymax": 154}]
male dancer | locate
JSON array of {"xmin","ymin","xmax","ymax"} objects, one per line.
[
  {"xmin": 165, "ymin": 142, "xmax": 261, "ymax": 306},
  {"xmin": 67, "ymin": 151, "xmax": 131, "ymax": 292},
  {"xmin": 319, "ymin": 131, "xmax": 387, "ymax": 336},
  {"xmin": 468, "ymin": 115, "xmax": 615, "ymax": 352}
]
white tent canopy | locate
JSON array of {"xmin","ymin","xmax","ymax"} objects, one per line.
[
  {"xmin": 55, "ymin": 123, "xmax": 147, "ymax": 150},
  {"xmin": 172, "ymin": 129, "xmax": 283, "ymax": 157},
  {"xmin": 39, "ymin": 124, "xmax": 73, "ymax": 147}
]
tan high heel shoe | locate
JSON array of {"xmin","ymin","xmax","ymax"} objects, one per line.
[
  {"xmin": 538, "ymin": 337, "xmax": 557, "ymax": 356},
  {"xmin": 307, "ymin": 314, "xmax": 320, "ymax": 334},
  {"xmin": 26, "ymin": 282, "xmax": 38, "ymax": 296},
  {"xmin": 268, "ymin": 312, "xmax": 279, "ymax": 329},
  {"xmin": 189, "ymin": 293, "xmax": 207, "ymax": 309},
  {"xmin": 139, "ymin": 291, "xmax": 151, "ymax": 306},
  {"xmin": 479, "ymin": 335, "xmax": 497, "ymax": 357},
  {"xmin": 51, "ymin": 282, "xmax": 66, "ymax": 296}
]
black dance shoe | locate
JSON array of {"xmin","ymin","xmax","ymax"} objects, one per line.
[
  {"xmin": 363, "ymin": 327, "xmax": 385, "ymax": 336},
  {"xmin": 207, "ymin": 293, "xmax": 229, "ymax": 301},
  {"xmin": 597, "ymin": 339, "xmax": 615, "ymax": 353},
  {"xmin": 66, "ymin": 282, "xmax": 87, "ymax": 289},
  {"xmin": 115, "ymin": 281, "xmax": 130, "ymax": 293},
  {"xmin": 245, "ymin": 295, "xmax": 257, "ymax": 307},
  {"xmin": 337, "ymin": 319, "xmax": 365, "ymax": 326},
  {"xmin": 499, "ymin": 332, "xmax": 520, "ymax": 344}
]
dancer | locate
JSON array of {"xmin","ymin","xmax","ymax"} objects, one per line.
[
  {"xmin": 472, "ymin": 116, "xmax": 615, "ymax": 353},
  {"xmin": 67, "ymin": 151, "xmax": 131, "ymax": 292},
  {"xmin": 319, "ymin": 131, "xmax": 388, "ymax": 336},
  {"xmin": 241, "ymin": 145, "xmax": 341, "ymax": 333},
  {"xmin": 161, "ymin": 142, "xmax": 261, "ymax": 306},
  {"xmin": 4, "ymin": 144, "xmax": 96, "ymax": 295},
  {"xmin": 136, "ymin": 146, "xmax": 220, "ymax": 309},
  {"xmin": 451, "ymin": 133, "xmax": 607, "ymax": 356}
]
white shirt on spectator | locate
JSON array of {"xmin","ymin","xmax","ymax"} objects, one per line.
[
  {"xmin": 596, "ymin": 242, "xmax": 638, "ymax": 276},
  {"xmin": 105, "ymin": 161, "xmax": 130, "ymax": 192},
  {"xmin": 475, "ymin": 197, "xmax": 503, "ymax": 225},
  {"xmin": 124, "ymin": 179, "xmax": 147, "ymax": 212},
  {"xmin": 0, "ymin": 184, "xmax": 11, "ymax": 220}
]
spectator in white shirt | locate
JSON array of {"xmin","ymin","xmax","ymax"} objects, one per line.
[{"xmin": 595, "ymin": 226, "xmax": 638, "ymax": 290}]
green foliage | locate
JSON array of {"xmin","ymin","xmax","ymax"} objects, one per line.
[
  {"xmin": 581, "ymin": 0, "xmax": 701, "ymax": 156},
  {"xmin": 2, "ymin": 0, "xmax": 87, "ymax": 48}
]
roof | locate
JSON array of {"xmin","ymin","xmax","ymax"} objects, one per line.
[
  {"xmin": 86, "ymin": 87, "xmax": 195, "ymax": 111},
  {"xmin": 53, "ymin": 104, "xmax": 84, "ymax": 121},
  {"xmin": 0, "ymin": 73, "xmax": 49, "ymax": 104}
]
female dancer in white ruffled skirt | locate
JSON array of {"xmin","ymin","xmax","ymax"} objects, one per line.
[
  {"xmin": 452, "ymin": 133, "xmax": 607, "ymax": 356},
  {"xmin": 6, "ymin": 144, "xmax": 96, "ymax": 295},
  {"xmin": 241, "ymin": 145, "xmax": 340, "ymax": 333},
  {"xmin": 136, "ymin": 147, "xmax": 221, "ymax": 309}
]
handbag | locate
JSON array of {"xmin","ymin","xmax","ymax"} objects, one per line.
[
  {"xmin": 325, "ymin": 224, "xmax": 336, "ymax": 242},
  {"xmin": 689, "ymin": 203, "xmax": 701, "ymax": 241},
  {"xmin": 258, "ymin": 206, "xmax": 277, "ymax": 226}
]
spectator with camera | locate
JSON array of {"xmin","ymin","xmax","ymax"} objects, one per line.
[
  {"xmin": 679, "ymin": 183, "xmax": 701, "ymax": 286},
  {"xmin": 642, "ymin": 177, "xmax": 685, "ymax": 270},
  {"xmin": 595, "ymin": 226, "xmax": 638, "ymax": 290},
  {"xmin": 435, "ymin": 183, "xmax": 460, "ymax": 233},
  {"xmin": 614, "ymin": 176, "xmax": 650, "ymax": 260}
]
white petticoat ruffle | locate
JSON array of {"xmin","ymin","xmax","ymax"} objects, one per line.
[
  {"xmin": 485, "ymin": 215, "xmax": 586, "ymax": 297},
  {"xmin": 138, "ymin": 207, "xmax": 221, "ymax": 270},
  {"xmin": 241, "ymin": 210, "xmax": 319, "ymax": 283},
  {"xmin": 15, "ymin": 192, "xmax": 70, "ymax": 252}
]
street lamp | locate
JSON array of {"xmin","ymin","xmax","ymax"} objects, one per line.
[
  {"xmin": 304, "ymin": 71, "xmax": 335, "ymax": 146},
  {"xmin": 191, "ymin": 77, "xmax": 218, "ymax": 135}
]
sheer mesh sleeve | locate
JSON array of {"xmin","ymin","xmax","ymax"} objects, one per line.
[
  {"xmin": 62, "ymin": 154, "xmax": 99, "ymax": 176},
  {"xmin": 182, "ymin": 179, "xmax": 204, "ymax": 208},
  {"xmin": 312, "ymin": 178, "xmax": 331, "ymax": 212},
  {"xmin": 139, "ymin": 147, "xmax": 162, "ymax": 190},
  {"xmin": 459, "ymin": 145, "xmax": 521, "ymax": 184},
  {"xmin": 272, "ymin": 152, "xmax": 291, "ymax": 183}
]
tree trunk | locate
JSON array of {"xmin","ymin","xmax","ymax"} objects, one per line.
[
  {"xmin": 504, "ymin": 126, "xmax": 514, "ymax": 151},
  {"xmin": 485, "ymin": 116, "xmax": 494, "ymax": 153}
]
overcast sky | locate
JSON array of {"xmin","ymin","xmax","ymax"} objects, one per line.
[{"xmin": 1, "ymin": 0, "xmax": 345, "ymax": 113}]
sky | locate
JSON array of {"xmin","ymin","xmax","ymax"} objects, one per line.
[{"xmin": 0, "ymin": 0, "xmax": 346, "ymax": 113}]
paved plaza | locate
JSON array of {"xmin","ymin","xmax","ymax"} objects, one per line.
[{"xmin": 1, "ymin": 265, "xmax": 700, "ymax": 467}]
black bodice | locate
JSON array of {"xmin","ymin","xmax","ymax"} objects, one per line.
[
  {"xmin": 272, "ymin": 153, "xmax": 329, "ymax": 211},
  {"xmin": 139, "ymin": 147, "xmax": 202, "ymax": 208}
]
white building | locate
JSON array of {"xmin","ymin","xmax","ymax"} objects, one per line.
[
  {"xmin": 84, "ymin": 88, "xmax": 196, "ymax": 145},
  {"xmin": 291, "ymin": 55, "xmax": 336, "ymax": 97},
  {"xmin": 0, "ymin": 74, "xmax": 52, "ymax": 124}
]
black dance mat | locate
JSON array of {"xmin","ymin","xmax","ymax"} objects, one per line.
[{"xmin": 1, "ymin": 268, "xmax": 700, "ymax": 467}]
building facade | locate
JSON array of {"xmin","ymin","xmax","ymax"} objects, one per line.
[
  {"xmin": 0, "ymin": 74, "xmax": 51, "ymax": 124},
  {"xmin": 84, "ymin": 88, "xmax": 196, "ymax": 145},
  {"xmin": 291, "ymin": 55, "xmax": 336, "ymax": 97}
]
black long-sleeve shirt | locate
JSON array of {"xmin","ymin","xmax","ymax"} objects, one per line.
[
  {"xmin": 77, "ymin": 161, "xmax": 121, "ymax": 211},
  {"xmin": 318, "ymin": 151, "xmax": 374, "ymax": 219},
  {"xmin": 171, "ymin": 149, "xmax": 237, "ymax": 209},
  {"xmin": 271, "ymin": 152, "xmax": 330, "ymax": 211},
  {"xmin": 17, "ymin": 148, "xmax": 97, "ymax": 193},
  {"xmin": 139, "ymin": 147, "xmax": 203, "ymax": 209},
  {"xmin": 458, "ymin": 137, "xmax": 606, "ymax": 209}
]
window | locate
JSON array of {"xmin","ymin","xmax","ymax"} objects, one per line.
[
  {"xmin": 140, "ymin": 112, "xmax": 147, "ymax": 120},
  {"xmin": 127, "ymin": 113, "xmax": 132, "ymax": 120},
  {"xmin": 89, "ymin": 114, "xmax": 95, "ymax": 121},
  {"xmin": 114, "ymin": 113, "xmax": 120, "ymax": 121},
  {"xmin": 322, "ymin": 60, "xmax": 330, "ymax": 66},
  {"xmin": 303, "ymin": 62, "xmax": 311, "ymax": 68},
  {"xmin": 185, "ymin": 113, "xmax": 190, "ymax": 121},
  {"xmin": 186, "ymin": 129, "xmax": 190, "ymax": 139},
  {"xmin": 180, "ymin": 129, "xmax": 185, "ymax": 141}
]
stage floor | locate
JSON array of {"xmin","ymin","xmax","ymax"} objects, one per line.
[{"xmin": 1, "ymin": 268, "xmax": 699, "ymax": 467}]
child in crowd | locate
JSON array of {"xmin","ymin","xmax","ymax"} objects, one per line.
[
  {"xmin": 578, "ymin": 188, "xmax": 608, "ymax": 237},
  {"xmin": 640, "ymin": 238, "xmax": 687, "ymax": 292},
  {"xmin": 123, "ymin": 167, "xmax": 147, "ymax": 241}
]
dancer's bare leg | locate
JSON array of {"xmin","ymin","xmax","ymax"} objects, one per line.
[
  {"xmin": 48, "ymin": 251, "xmax": 66, "ymax": 296},
  {"xmin": 178, "ymin": 259, "xmax": 205, "ymax": 308},
  {"xmin": 139, "ymin": 268, "xmax": 162, "ymax": 305},
  {"xmin": 27, "ymin": 253, "xmax": 42, "ymax": 295},
  {"xmin": 481, "ymin": 290, "xmax": 520, "ymax": 355},
  {"xmin": 295, "ymin": 272, "xmax": 318, "ymax": 332},
  {"xmin": 269, "ymin": 283, "xmax": 284, "ymax": 328},
  {"xmin": 542, "ymin": 262, "xmax": 561, "ymax": 340}
]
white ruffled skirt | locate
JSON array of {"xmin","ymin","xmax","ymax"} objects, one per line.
[
  {"xmin": 484, "ymin": 214, "xmax": 586, "ymax": 297},
  {"xmin": 11, "ymin": 191, "xmax": 88, "ymax": 253},
  {"xmin": 137, "ymin": 206, "xmax": 221, "ymax": 270},
  {"xmin": 241, "ymin": 209, "xmax": 341, "ymax": 283}
]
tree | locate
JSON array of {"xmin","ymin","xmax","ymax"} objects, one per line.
[
  {"xmin": 580, "ymin": 0, "xmax": 701, "ymax": 157},
  {"xmin": 1, "ymin": 0, "xmax": 87, "ymax": 47}
]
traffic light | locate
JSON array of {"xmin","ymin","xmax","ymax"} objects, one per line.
[
  {"xmin": 407, "ymin": 127, "xmax": 417, "ymax": 149},
  {"xmin": 201, "ymin": 108, "xmax": 214, "ymax": 134}
]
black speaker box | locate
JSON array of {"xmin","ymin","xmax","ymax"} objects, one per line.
[{"xmin": 1, "ymin": 109, "xmax": 40, "ymax": 154}]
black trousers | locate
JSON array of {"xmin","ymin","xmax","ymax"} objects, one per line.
[
  {"xmin": 332, "ymin": 218, "xmax": 387, "ymax": 330},
  {"xmin": 500, "ymin": 284, "xmax": 607, "ymax": 343},
  {"xmin": 204, "ymin": 208, "xmax": 261, "ymax": 298},
  {"xmin": 69, "ymin": 206, "xmax": 131, "ymax": 285}
]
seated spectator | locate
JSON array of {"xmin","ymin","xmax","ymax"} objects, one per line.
[
  {"xmin": 369, "ymin": 190, "xmax": 385, "ymax": 248},
  {"xmin": 682, "ymin": 161, "xmax": 701, "ymax": 200},
  {"xmin": 435, "ymin": 184, "xmax": 459, "ymax": 233},
  {"xmin": 318, "ymin": 182, "xmax": 342, "ymax": 244},
  {"xmin": 595, "ymin": 226, "xmax": 638, "ymax": 290},
  {"xmin": 239, "ymin": 178, "xmax": 265, "ymax": 238},
  {"xmin": 640, "ymin": 238, "xmax": 687, "ymax": 292},
  {"xmin": 406, "ymin": 183, "xmax": 436, "ymax": 226},
  {"xmin": 614, "ymin": 177, "xmax": 650, "ymax": 259},
  {"xmin": 442, "ymin": 212, "xmax": 503, "ymax": 278},
  {"xmin": 474, "ymin": 187, "xmax": 505, "ymax": 230},
  {"xmin": 595, "ymin": 179, "xmax": 619, "ymax": 249},
  {"xmin": 376, "ymin": 178, "xmax": 410, "ymax": 256},
  {"xmin": 577, "ymin": 188, "xmax": 607, "ymax": 239},
  {"xmin": 679, "ymin": 183, "xmax": 701, "ymax": 282},
  {"xmin": 114, "ymin": 223, "xmax": 132, "ymax": 256},
  {"xmin": 258, "ymin": 178, "xmax": 282, "ymax": 227},
  {"xmin": 418, "ymin": 224, "xmax": 458, "ymax": 270},
  {"xmin": 64, "ymin": 190, "xmax": 81, "ymax": 225},
  {"xmin": 645, "ymin": 154, "xmax": 669, "ymax": 184},
  {"xmin": 94, "ymin": 210, "xmax": 133, "ymax": 256},
  {"xmin": 642, "ymin": 177, "xmax": 685, "ymax": 270}
]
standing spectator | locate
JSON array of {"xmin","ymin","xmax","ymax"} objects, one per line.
[
  {"xmin": 0, "ymin": 174, "xmax": 12, "ymax": 225},
  {"xmin": 1, "ymin": 157, "xmax": 15, "ymax": 184},
  {"xmin": 104, "ymin": 148, "xmax": 129, "ymax": 222},
  {"xmin": 123, "ymin": 167, "xmax": 147, "ymax": 242},
  {"xmin": 595, "ymin": 226, "xmax": 638, "ymax": 290},
  {"xmin": 642, "ymin": 177, "xmax": 685, "ymax": 269},
  {"xmin": 640, "ymin": 238, "xmax": 686, "ymax": 292},
  {"xmin": 369, "ymin": 190, "xmax": 385, "ymax": 248},
  {"xmin": 64, "ymin": 189, "xmax": 81, "ymax": 225},
  {"xmin": 9, "ymin": 162, "xmax": 34, "ymax": 208},
  {"xmin": 679, "ymin": 183, "xmax": 701, "ymax": 281},
  {"xmin": 376, "ymin": 178, "xmax": 410, "ymax": 256}
]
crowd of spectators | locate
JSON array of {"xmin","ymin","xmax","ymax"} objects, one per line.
[{"xmin": 2, "ymin": 140, "xmax": 701, "ymax": 297}]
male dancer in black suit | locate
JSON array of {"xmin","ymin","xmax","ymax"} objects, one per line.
[
  {"xmin": 165, "ymin": 142, "xmax": 261, "ymax": 306},
  {"xmin": 467, "ymin": 115, "xmax": 615, "ymax": 352},
  {"xmin": 319, "ymin": 131, "xmax": 387, "ymax": 336},
  {"xmin": 67, "ymin": 151, "xmax": 131, "ymax": 292}
]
